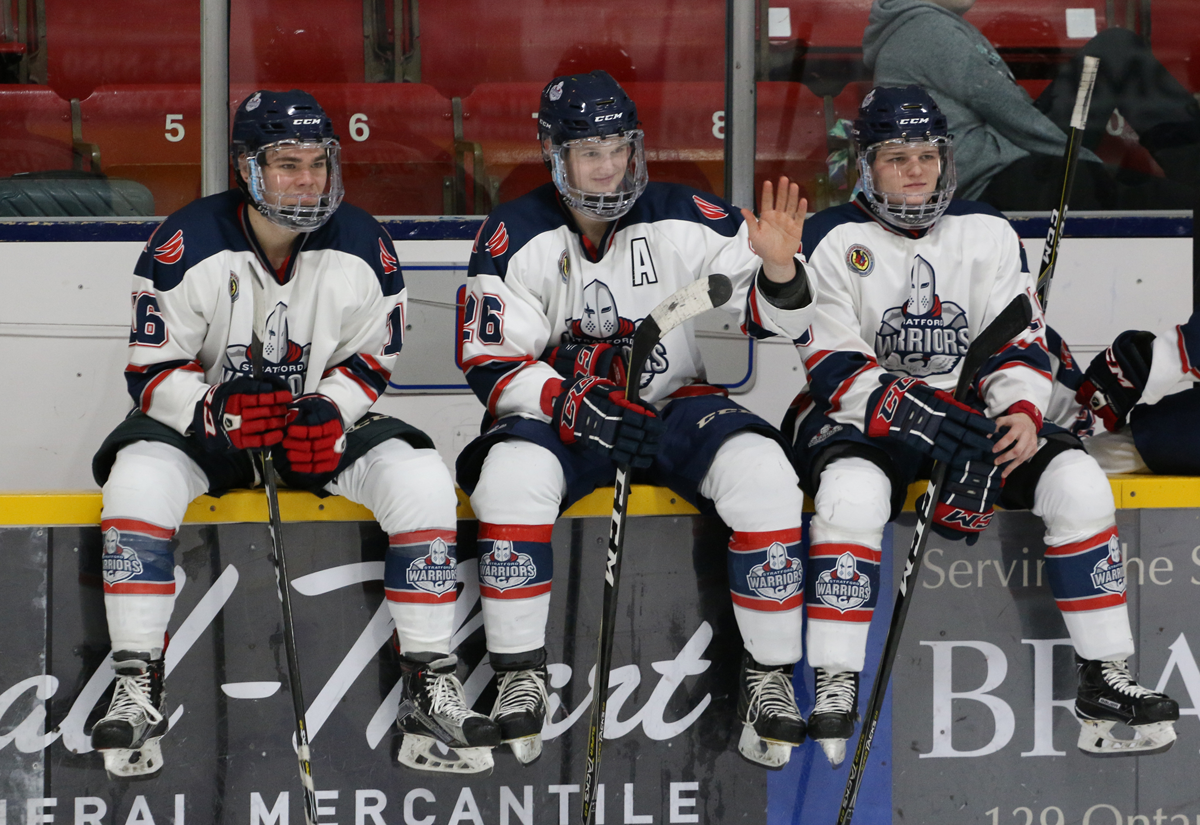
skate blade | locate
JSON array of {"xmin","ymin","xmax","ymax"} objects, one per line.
[
  {"xmin": 737, "ymin": 723, "xmax": 794, "ymax": 769},
  {"xmin": 1077, "ymin": 719, "xmax": 1177, "ymax": 757},
  {"xmin": 398, "ymin": 734, "xmax": 494, "ymax": 775},
  {"xmin": 817, "ymin": 736, "xmax": 848, "ymax": 768},
  {"xmin": 101, "ymin": 739, "xmax": 164, "ymax": 779},
  {"xmin": 505, "ymin": 734, "xmax": 543, "ymax": 765}
]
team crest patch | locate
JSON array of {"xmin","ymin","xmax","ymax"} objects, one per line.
[
  {"xmin": 229, "ymin": 271, "xmax": 239, "ymax": 302},
  {"xmin": 693, "ymin": 195, "xmax": 728, "ymax": 221},
  {"xmin": 558, "ymin": 249, "xmax": 570, "ymax": 283},
  {"xmin": 404, "ymin": 538, "xmax": 457, "ymax": 596},
  {"xmin": 746, "ymin": 542, "xmax": 803, "ymax": 602},
  {"xmin": 101, "ymin": 527, "xmax": 144, "ymax": 587},
  {"xmin": 846, "ymin": 244, "xmax": 874, "ymax": 277},
  {"xmin": 485, "ymin": 222, "xmax": 510, "ymax": 257},
  {"xmin": 479, "ymin": 541, "xmax": 538, "ymax": 591},
  {"xmin": 245, "ymin": 92, "xmax": 262, "ymax": 112},
  {"xmin": 807, "ymin": 423, "xmax": 843, "ymax": 448},
  {"xmin": 153, "ymin": 229, "xmax": 185, "ymax": 265},
  {"xmin": 378, "ymin": 238, "xmax": 398, "ymax": 275},
  {"xmin": 1090, "ymin": 536, "xmax": 1126, "ymax": 595},
  {"xmin": 814, "ymin": 552, "xmax": 872, "ymax": 612},
  {"xmin": 548, "ymin": 81, "xmax": 564, "ymax": 102}
]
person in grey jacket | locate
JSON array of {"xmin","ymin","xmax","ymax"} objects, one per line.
[{"xmin": 863, "ymin": 0, "xmax": 1200, "ymax": 210}]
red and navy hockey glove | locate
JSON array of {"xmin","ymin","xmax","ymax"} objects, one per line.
[
  {"xmin": 192, "ymin": 376, "xmax": 292, "ymax": 452},
  {"xmin": 544, "ymin": 376, "xmax": 664, "ymax": 468},
  {"xmin": 276, "ymin": 394, "xmax": 346, "ymax": 489},
  {"xmin": 544, "ymin": 342, "xmax": 628, "ymax": 386},
  {"xmin": 865, "ymin": 376, "xmax": 995, "ymax": 462},
  {"xmin": 926, "ymin": 454, "xmax": 1004, "ymax": 546},
  {"xmin": 1075, "ymin": 330, "xmax": 1155, "ymax": 432}
]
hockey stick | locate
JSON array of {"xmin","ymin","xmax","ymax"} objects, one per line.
[
  {"xmin": 250, "ymin": 331, "xmax": 319, "ymax": 825},
  {"xmin": 1036, "ymin": 55, "xmax": 1099, "ymax": 310},
  {"xmin": 581, "ymin": 273, "xmax": 735, "ymax": 825},
  {"xmin": 836, "ymin": 293, "xmax": 1033, "ymax": 825}
]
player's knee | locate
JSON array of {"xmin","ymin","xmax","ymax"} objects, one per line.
[
  {"xmin": 703, "ymin": 432, "xmax": 803, "ymax": 529},
  {"xmin": 354, "ymin": 441, "xmax": 458, "ymax": 530},
  {"xmin": 1034, "ymin": 449, "xmax": 1116, "ymax": 536},
  {"xmin": 102, "ymin": 441, "xmax": 205, "ymax": 527},
  {"xmin": 814, "ymin": 457, "xmax": 891, "ymax": 534},
  {"xmin": 471, "ymin": 440, "xmax": 564, "ymax": 524}
]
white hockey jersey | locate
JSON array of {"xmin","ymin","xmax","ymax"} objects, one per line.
[
  {"xmin": 460, "ymin": 182, "xmax": 816, "ymax": 419},
  {"xmin": 795, "ymin": 197, "xmax": 1051, "ymax": 427},
  {"xmin": 126, "ymin": 190, "xmax": 406, "ymax": 436}
]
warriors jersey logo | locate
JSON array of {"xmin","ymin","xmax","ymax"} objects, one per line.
[
  {"xmin": 876, "ymin": 255, "xmax": 970, "ymax": 377},
  {"xmin": 746, "ymin": 542, "xmax": 803, "ymax": 603},
  {"xmin": 404, "ymin": 538, "xmax": 457, "ymax": 597},
  {"xmin": 378, "ymin": 238, "xmax": 398, "ymax": 275},
  {"xmin": 814, "ymin": 552, "xmax": 872, "ymax": 612},
  {"xmin": 693, "ymin": 195, "xmax": 728, "ymax": 221},
  {"xmin": 565, "ymin": 280, "xmax": 667, "ymax": 386},
  {"xmin": 223, "ymin": 301, "xmax": 310, "ymax": 395},
  {"xmin": 478, "ymin": 541, "xmax": 538, "ymax": 591},
  {"xmin": 102, "ymin": 527, "xmax": 144, "ymax": 587},
  {"xmin": 153, "ymin": 229, "xmax": 185, "ymax": 265},
  {"xmin": 1090, "ymin": 535, "xmax": 1127, "ymax": 596},
  {"xmin": 846, "ymin": 244, "xmax": 874, "ymax": 277},
  {"xmin": 485, "ymin": 222, "xmax": 510, "ymax": 257}
]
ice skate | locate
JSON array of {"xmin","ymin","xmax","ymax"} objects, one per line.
[
  {"xmin": 808, "ymin": 668, "xmax": 859, "ymax": 767},
  {"xmin": 396, "ymin": 653, "xmax": 501, "ymax": 774},
  {"xmin": 491, "ymin": 666, "xmax": 550, "ymax": 764},
  {"xmin": 1075, "ymin": 656, "xmax": 1179, "ymax": 756},
  {"xmin": 736, "ymin": 652, "xmax": 805, "ymax": 769},
  {"xmin": 91, "ymin": 651, "xmax": 167, "ymax": 779}
]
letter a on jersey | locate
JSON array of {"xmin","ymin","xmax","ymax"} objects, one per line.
[{"xmin": 630, "ymin": 237, "xmax": 658, "ymax": 286}]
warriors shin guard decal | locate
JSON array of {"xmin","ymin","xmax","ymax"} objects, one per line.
[
  {"xmin": 101, "ymin": 519, "xmax": 177, "ymax": 596},
  {"xmin": 477, "ymin": 523, "xmax": 553, "ymax": 601},
  {"xmin": 727, "ymin": 528, "xmax": 805, "ymax": 612},
  {"xmin": 1045, "ymin": 525, "xmax": 1127, "ymax": 612},
  {"xmin": 386, "ymin": 529, "xmax": 458, "ymax": 605},
  {"xmin": 806, "ymin": 541, "xmax": 880, "ymax": 623}
]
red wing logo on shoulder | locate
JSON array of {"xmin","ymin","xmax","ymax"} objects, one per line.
[
  {"xmin": 378, "ymin": 238, "xmax": 398, "ymax": 275},
  {"xmin": 153, "ymin": 230, "xmax": 185, "ymax": 265},
  {"xmin": 693, "ymin": 195, "xmax": 727, "ymax": 221},
  {"xmin": 485, "ymin": 222, "xmax": 510, "ymax": 257}
]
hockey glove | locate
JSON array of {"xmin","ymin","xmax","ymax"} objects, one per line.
[
  {"xmin": 927, "ymin": 455, "xmax": 1004, "ymax": 546},
  {"xmin": 865, "ymin": 375, "xmax": 995, "ymax": 462},
  {"xmin": 546, "ymin": 376, "xmax": 664, "ymax": 468},
  {"xmin": 1075, "ymin": 330, "xmax": 1155, "ymax": 432},
  {"xmin": 544, "ymin": 342, "xmax": 628, "ymax": 386},
  {"xmin": 276, "ymin": 394, "xmax": 346, "ymax": 489},
  {"xmin": 192, "ymin": 376, "xmax": 292, "ymax": 452}
]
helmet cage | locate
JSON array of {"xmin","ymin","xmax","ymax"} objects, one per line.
[
  {"xmin": 547, "ymin": 131, "xmax": 648, "ymax": 222},
  {"xmin": 238, "ymin": 138, "xmax": 344, "ymax": 232},
  {"xmin": 857, "ymin": 136, "xmax": 956, "ymax": 230}
]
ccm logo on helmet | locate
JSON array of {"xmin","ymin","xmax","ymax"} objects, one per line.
[
  {"xmin": 897, "ymin": 117, "xmax": 930, "ymax": 125},
  {"xmin": 594, "ymin": 113, "xmax": 622, "ymax": 122},
  {"xmin": 293, "ymin": 118, "xmax": 323, "ymax": 125}
]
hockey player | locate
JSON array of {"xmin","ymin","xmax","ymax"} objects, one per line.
[
  {"xmin": 1047, "ymin": 314, "xmax": 1200, "ymax": 475},
  {"xmin": 89, "ymin": 89, "xmax": 500, "ymax": 778},
  {"xmin": 787, "ymin": 86, "xmax": 1179, "ymax": 766},
  {"xmin": 456, "ymin": 70, "xmax": 817, "ymax": 768}
]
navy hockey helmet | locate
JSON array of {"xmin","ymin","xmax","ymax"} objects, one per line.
[
  {"xmin": 230, "ymin": 89, "xmax": 343, "ymax": 232},
  {"xmin": 852, "ymin": 85, "xmax": 956, "ymax": 230},
  {"xmin": 538, "ymin": 70, "xmax": 647, "ymax": 221}
]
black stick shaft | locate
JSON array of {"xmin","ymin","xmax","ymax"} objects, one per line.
[{"xmin": 252, "ymin": 334, "xmax": 319, "ymax": 825}]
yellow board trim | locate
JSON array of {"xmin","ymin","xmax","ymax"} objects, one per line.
[{"xmin": 0, "ymin": 475, "xmax": 1196, "ymax": 526}]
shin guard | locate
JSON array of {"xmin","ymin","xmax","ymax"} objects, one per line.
[{"xmin": 385, "ymin": 530, "xmax": 458, "ymax": 654}]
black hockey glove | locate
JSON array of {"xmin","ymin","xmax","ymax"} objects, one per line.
[
  {"xmin": 865, "ymin": 375, "xmax": 995, "ymax": 462},
  {"xmin": 275, "ymin": 394, "xmax": 346, "ymax": 489},
  {"xmin": 192, "ymin": 376, "xmax": 292, "ymax": 452},
  {"xmin": 926, "ymin": 454, "xmax": 1004, "ymax": 546},
  {"xmin": 1075, "ymin": 330, "xmax": 1155, "ymax": 432},
  {"xmin": 544, "ymin": 342, "xmax": 628, "ymax": 385},
  {"xmin": 545, "ymin": 376, "xmax": 664, "ymax": 468}
]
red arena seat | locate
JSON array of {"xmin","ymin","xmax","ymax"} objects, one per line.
[
  {"xmin": 0, "ymin": 86, "xmax": 75, "ymax": 178},
  {"xmin": 229, "ymin": 0, "xmax": 366, "ymax": 86},
  {"xmin": 1150, "ymin": 0, "xmax": 1200, "ymax": 93}
]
